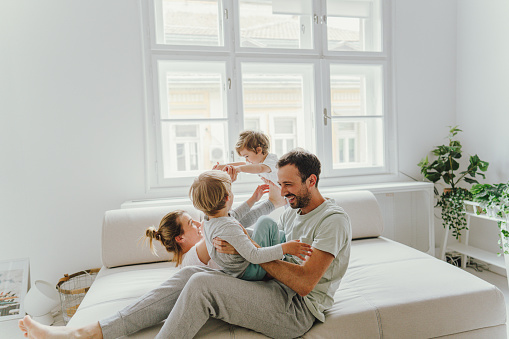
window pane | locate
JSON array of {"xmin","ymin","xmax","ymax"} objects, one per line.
[
  {"xmin": 331, "ymin": 118, "xmax": 383, "ymax": 169},
  {"xmin": 158, "ymin": 60, "xmax": 227, "ymax": 119},
  {"xmin": 326, "ymin": 0, "xmax": 382, "ymax": 52},
  {"xmin": 330, "ymin": 64, "xmax": 383, "ymax": 116},
  {"xmin": 241, "ymin": 62, "xmax": 315, "ymax": 156},
  {"xmin": 239, "ymin": 0, "xmax": 313, "ymax": 49},
  {"xmin": 156, "ymin": 0, "xmax": 223, "ymax": 46},
  {"xmin": 244, "ymin": 118, "xmax": 260, "ymax": 131},
  {"xmin": 274, "ymin": 118, "xmax": 295, "ymax": 134},
  {"xmin": 273, "ymin": 117, "xmax": 296, "ymax": 155},
  {"xmin": 161, "ymin": 121, "xmax": 228, "ymax": 178}
]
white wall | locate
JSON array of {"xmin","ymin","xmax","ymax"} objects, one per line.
[
  {"xmin": 0, "ymin": 0, "xmax": 458, "ymax": 285},
  {"xmin": 455, "ymin": 0, "xmax": 509, "ymax": 256},
  {"xmin": 0, "ymin": 0, "xmax": 148, "ymax": 284},
  {"xmin": 393, "ymin": 0, "xmax": 457, "ymax": 181}
]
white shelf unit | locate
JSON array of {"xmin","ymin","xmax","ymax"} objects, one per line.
[{"xmin": 440, "ymin": 202, "xmax": 507, "ymax": 270}]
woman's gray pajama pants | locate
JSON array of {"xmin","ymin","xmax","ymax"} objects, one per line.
[{"xmin": 99, "ymin": 266, "xmax": 315, "ymax": 339}]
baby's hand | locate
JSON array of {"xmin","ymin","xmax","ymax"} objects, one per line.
[
  {"xmin": 224, "ymin": 165, "xmax": 240, "ymax": 182},
  {"xmin": 213, "ymin": 162, "xmax": 226, "ymax": 171},
  {"xmin": 281, "ymin": 240, "xmax": 313, "ymax": 261},
  {"xmin": 251, "ymin": 184, "xmax": 269, "ymax": 202}
]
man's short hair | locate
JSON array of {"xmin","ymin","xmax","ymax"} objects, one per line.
[
  {"xmin": 235, "ymin": 130, "xmax": 270, "ymax": 155},
  {"xmin": 189, "ymin": 170, "xmax": 231, "ymax": 216},
  {"xmin": 277, "ymin": 148, "xmax": 321, "ymax": 187}
]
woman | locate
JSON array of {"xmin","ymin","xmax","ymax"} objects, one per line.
[{"xmin": 143, "ymin": 182, "xmax": 287, "ymax": 269}]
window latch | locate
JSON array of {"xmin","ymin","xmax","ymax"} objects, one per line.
[{"xmin": 323, "ymin": 108, "xmax": 331, "ymax": 125}]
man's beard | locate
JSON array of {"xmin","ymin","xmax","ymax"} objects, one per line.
[{"xmin": 286, "ymin": 187, "xmax": 311, "ymax": 209}]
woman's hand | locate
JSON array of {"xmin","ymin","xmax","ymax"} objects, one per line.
[
  {"xmin": 252, "ymin": 184, "xmax": 269, "ymax": 201},
  {"xmin": 246, "ymin": 184, "xmax": 269, "ymax": 207},
  {"xmin": 281, "ymin": 240, "xmax": 313, "ymax": 261},
  {"xmin": 213, "ymin": 237, "xmax": 239, "ymax": 255}
]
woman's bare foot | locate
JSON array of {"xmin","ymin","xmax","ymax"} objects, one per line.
[
  {"xmin": 19, "ymin": 315, "xmax": 72, "ymax": 338},
  {"xmin": 18, "ymin": 315, "xmax": 102, "ymax": 339}
]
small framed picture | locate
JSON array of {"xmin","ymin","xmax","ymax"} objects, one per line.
[{"xmin": 0, "ymin": 258, "xmax": 30, "ymax": 321}]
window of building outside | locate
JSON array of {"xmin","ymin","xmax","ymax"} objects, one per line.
[{"xmin": 142, "ymin": 0, "xmax": 393, "ymax": 190}]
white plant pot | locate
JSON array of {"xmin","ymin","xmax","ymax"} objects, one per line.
[
  {"xmin": 488, "ymin": 206, "xmax": 501, "ymax": 218},
  {"xmin": 501, "ymin": 223, "xmax": 509, "ymax": 289}
]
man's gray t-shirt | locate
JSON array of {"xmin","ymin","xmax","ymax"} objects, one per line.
[
  {"xmin": 204, "ymin": 201, "xmax": 283, "ymax": 278},
  {"xmin": 279, "ymin": 198, "xmax": 351, "ymax": 322}
]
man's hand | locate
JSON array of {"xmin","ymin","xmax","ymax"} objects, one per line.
[
  {"xmin": 266, "ymin": 179, "xmax": 286, "ymax": 208},
  {"xmin": 281, "ymin": 240, "xmax": 313, "ymax": 261}
]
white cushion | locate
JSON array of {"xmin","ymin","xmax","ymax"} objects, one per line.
[
  {"xmin": 101, "ymin": 191, "xmax": 384, "ymax": 268},
  {"xmin": 324, "ymin": 190, "xmax": 384, "ymax": 239},
  {"xmin": 101, "ymin": 206, "xmax": 202, "ymax": 268}
]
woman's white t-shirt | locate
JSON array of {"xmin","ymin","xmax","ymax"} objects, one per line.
[{"xmin": 180, "ymin": 244, "xmax": 221, "ymax": 269}]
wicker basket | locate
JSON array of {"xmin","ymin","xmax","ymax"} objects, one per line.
[{"xmin": 56, "ymin": 268, "xmax": 100, "ymax": 324}]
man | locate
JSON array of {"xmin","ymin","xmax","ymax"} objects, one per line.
[{"xmin": 19, "ymin": 149, "xmax": 351, "ymax": 339}]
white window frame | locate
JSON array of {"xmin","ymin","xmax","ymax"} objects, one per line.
[{"xmin": 140, "ymin": 0, "xmax": 395, "ymax": 195}]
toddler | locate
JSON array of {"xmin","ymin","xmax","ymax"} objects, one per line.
[{"xmin": 189, "ymin": 170, "xmax": 312, "ymax": 280}]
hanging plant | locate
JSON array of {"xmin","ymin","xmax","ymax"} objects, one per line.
[
  {"xmin": 436, "ymin": 188, "xmax": 472, "ymax": 239},
  {"xmin": 418, "ymin": 126, "xmax": 489, "ymax": 239}
]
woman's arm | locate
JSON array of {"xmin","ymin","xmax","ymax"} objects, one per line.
[{"xmin": 195, "ymin": 239, "xmax": 211, "ymax": 265}]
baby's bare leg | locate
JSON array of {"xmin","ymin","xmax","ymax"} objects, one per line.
[{"xmin": 18, "ymin": 315, "xmax": 103, "ymax": 339}]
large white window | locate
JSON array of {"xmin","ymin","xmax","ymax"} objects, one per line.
[{"xmin": 142, "ymin": 0, "xmax": 394, "ymax": 190}]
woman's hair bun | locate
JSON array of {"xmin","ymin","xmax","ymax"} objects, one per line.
[{"xmin": 146, "ymin": 226, "xmax": 160, "ymax": 240}]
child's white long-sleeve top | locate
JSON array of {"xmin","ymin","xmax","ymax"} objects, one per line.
[{"xmin": 203, "ymin": 201, "xmax": 283, "ymax": 278}]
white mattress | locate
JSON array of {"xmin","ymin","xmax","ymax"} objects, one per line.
[{"xmin": 68, "ymin": 237, "xmax": 507, "ymax": 338}]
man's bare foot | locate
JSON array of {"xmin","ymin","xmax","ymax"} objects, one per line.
[{"xmin": 18, "ymin": 315, "xmax": 102, "ymax": 339}]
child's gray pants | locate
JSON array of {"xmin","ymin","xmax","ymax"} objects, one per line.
[{"xmin": 99, "ymin": 266, "xmax": 316, "ymax": 339}]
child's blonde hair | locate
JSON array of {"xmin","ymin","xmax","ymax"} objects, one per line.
[
  {"xmin": 235, "ymin": 130, "xmax": 270, "ymax": 156},
  {"xmin": 189, "ymin": 170, "xmax": 231, "ymax": 216},
  {"xmin": 144, "ymin": 210, "xmax": 187, "ymax": 266}
]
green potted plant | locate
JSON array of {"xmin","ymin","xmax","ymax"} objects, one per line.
[
  {"xmin": 470, "ymin": 182, "xmax": 509, "ymax": 254},
  {"xmin": 470, "ymin": 183, "xmax": 508, "ymax": 217},
  {"xmin": 418, "ymin": 126, "xmax": 489, "ymax": 239}
]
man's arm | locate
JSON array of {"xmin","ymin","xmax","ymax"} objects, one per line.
[{"xmin": 259, "ymin": 248, "xmax": 334, "ymax": 297}]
